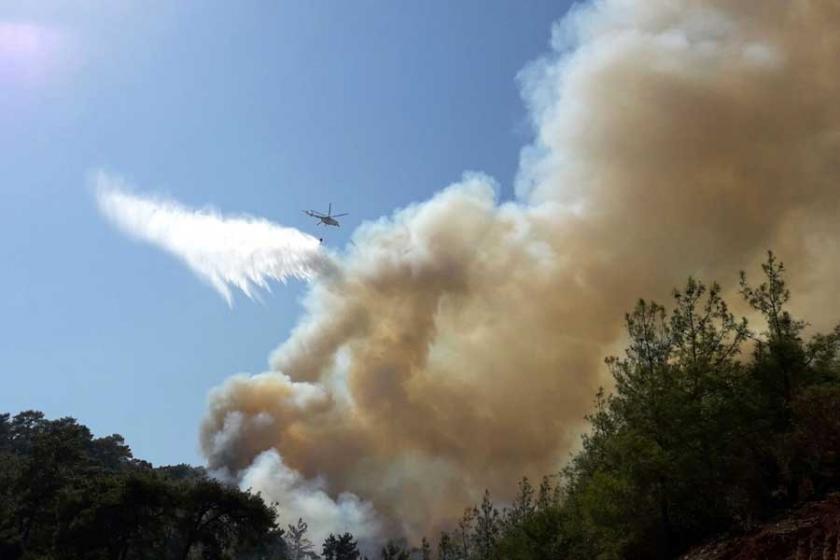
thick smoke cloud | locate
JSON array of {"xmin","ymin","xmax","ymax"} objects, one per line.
[
  {"xmin": 202, "ymin": 0, "xmax": 840, "ymax": 542},
  {"xmin": 241, "ymin": 450, "xmax": 382, "ymax": 548},
  {"xmin": 95, "ymin": 171, "xmax": 324, "ymax": 305}
]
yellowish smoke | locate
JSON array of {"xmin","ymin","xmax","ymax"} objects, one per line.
[{"xmin": 201, "ymin": 0, "xmax": 840, "ymax": 541}]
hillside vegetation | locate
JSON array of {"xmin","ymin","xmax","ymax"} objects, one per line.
[
  {"xmin": 446, "ymin": 253, "xmax": 840, "ymax": 559},
  {"xmin": 0, "ymin": 410, "xmax": 287, "ymax": 559}
]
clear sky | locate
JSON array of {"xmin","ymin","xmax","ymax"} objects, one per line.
[{"xmin": 0, "ymin": 1, "xmax": 572, "ymax": 466}]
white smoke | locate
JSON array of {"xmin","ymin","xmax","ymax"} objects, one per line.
[
  {"xmin": 94, "ymin": 171, "xmax": 325, "ymax": 305},
  {"xmin": 240, "ymin": 450, "xmax": 383, "ymax": 548}
]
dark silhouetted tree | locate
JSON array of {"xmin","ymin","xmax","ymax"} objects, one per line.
[
  {"xmin": 323, "ymin": 532, "xmax": 359, "ymax": 560},
  {"xmin": 418, "ymin": 536, "xmax": 432, "ymax": 560},
  {"xmin": 472, "ymin": 490, "xmax": 500, "ymax": 559},
  {"xmin": 437, "ymin": 531, "xmax": 455, "ymax": 560},
  {"xmin": 379, "ymin": 540, "xmax": 409, "ymax": 560},
  {"xmin": 0, "ymin": 410, "xmax": 281, "ymax": 560}
]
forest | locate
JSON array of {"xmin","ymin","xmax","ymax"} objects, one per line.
[{"xmin": 2, "ymin": 253, "xmax": 839, "ymax": 559}]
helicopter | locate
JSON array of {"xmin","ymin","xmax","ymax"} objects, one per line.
[{"xmin": 304, "ymin": 203, "xmax": 347, "ymax": 227}]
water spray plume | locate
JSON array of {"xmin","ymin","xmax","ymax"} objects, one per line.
[{"xmin": 95, "ymin": 171, "xmax": 325, "ymax": 305}]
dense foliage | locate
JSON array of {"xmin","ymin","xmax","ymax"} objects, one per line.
[
  {"xmin": 3, "ymin": 253, "xmax": 838, "ymax": 559},
  {"xmin": 0, "ymin": 411, "xmax": 283, "ymax": 559},
  {"xmin": 438, "ymin": 253, "xmax": 840, "ymax": 559}
]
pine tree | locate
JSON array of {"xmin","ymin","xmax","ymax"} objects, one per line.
[
  {"xmin": 504, "ymin": 477, "xmax": 535, "ymax": 529},
  {"xmin": 419, "ymin": 537, "xmax": 432, "ymax": 560},
  {"xmin": 455, "ymin": 507, "xmax": 475, "ymax": 559},
  {"xmin": 437, "ymin": 531, "xmax": 455, "ymax": 560},
  {"xmin": 323, "ymin": 532, "xmax": 359, "ymax": 560},
  {"xmin": 472, "ymin": 490, "xmax": 500, "ymax": 559},
  {"xmin": 287, "ymin": 518, "xmax": 318, "ymax": 560},
  {"xmin": 379, "ymin": 540, "xmax": 409, "ymax": 560}
]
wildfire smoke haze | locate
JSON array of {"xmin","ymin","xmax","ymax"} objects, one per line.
[{"xmin": 191, "ymin": 0, "xmax": 840, "ymax": 545}]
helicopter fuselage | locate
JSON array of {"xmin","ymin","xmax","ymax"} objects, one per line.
[{"xmin": 305, "ymin": 206, "xmax": 346, "ymax": 227}]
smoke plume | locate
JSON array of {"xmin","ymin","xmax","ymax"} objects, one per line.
[
  {"xmin": 95, "ymin": 171, "xmax": 324, "ymax": 305},
  {"xmin": 201, "ymin": 0, "xmax": 840, "ymax": 543},
  {"xmin": 241, "ymin": 449, "xmax": 383, "ymax": 547}
]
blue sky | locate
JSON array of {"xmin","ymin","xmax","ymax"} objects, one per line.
[{"xmin": 0, "ymin": 1, "xmax": 572, "ymax": 466}]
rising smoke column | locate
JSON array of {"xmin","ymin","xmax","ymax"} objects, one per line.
[
  {"xmin": 202, "ymin": 0, "xmax": 840, "ymax": 543},
  {"xmin": 95, "ymin": 171, "xmax": 325, "ymax": 305}
]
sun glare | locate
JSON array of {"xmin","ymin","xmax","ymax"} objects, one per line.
[{"xmin": 0, "ymin": 22, "xmax": 64, "ymax": 86}]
